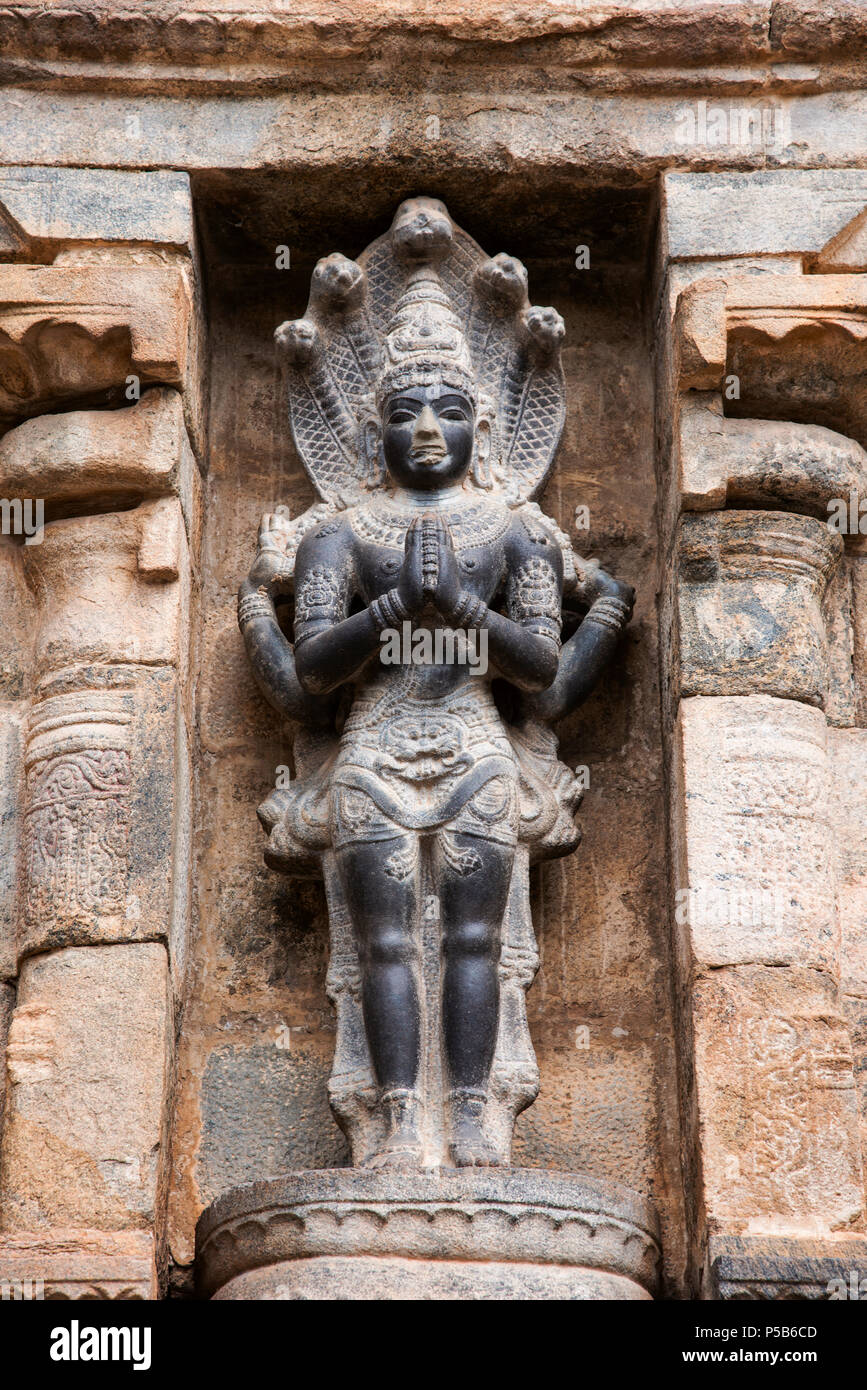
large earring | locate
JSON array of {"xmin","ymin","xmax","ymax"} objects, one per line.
[
  {"xmin": 360, "ymin": 416, "xmax": 386, "ymax": 490},
  {"xmin": 471, "ymin": 406, "xmax": 501, "ymax": 491}
]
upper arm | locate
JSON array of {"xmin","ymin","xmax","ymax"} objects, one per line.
[
  {"xmin": 292, "ymin": 523, "xmax": 354, "ymax": 648},
  {"xmin": 503, "ymin": 515, "xmax": 564, "ymax": 649}
]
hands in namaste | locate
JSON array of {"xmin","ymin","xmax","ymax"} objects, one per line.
[{"xmin": 395, "ymin": 514, "xmax": 462, "ymax": 622}]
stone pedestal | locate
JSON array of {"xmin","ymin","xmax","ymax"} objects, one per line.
[{"xmin": 195, "ymin": 1170, "xmax": 660, "ymax": 1301}]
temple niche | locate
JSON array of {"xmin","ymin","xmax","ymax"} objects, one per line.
[
  {"xmin": 191, "ymin": 189, "xmax": 665, "ymax": 1300},
  {"xmin": 0, "ymin": 0, "xmax": 865, "ymax": 1308}
]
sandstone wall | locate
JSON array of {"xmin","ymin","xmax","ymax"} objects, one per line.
[{"xmin": 0, "ymin": 0, "xmax": 866, "ymax": 1300}]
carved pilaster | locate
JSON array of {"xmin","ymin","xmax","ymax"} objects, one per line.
[
  {"xmin": 657, "ymin": 169, "xmax": 867, "ymax": 1297},
  {"xmin": 0, "ymin": 168, "xmax": 201, "ymax": 1299}
]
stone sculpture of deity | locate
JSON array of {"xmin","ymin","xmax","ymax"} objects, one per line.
[{"xmin": 238, "ymin": 197, "xmax": 634, "ymax": 1170}]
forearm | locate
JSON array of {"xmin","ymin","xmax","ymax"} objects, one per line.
[
  {"xmin": 237, "ymin": 581, "xmax": 333, "ymax": 725},
  {"xmin": 293, "ymin": 588, "xmax": 408, "ymax": 694},
  {"xmin": 446, "ymin": 592, "xmax": 559, "ymax": 692},
  {"xmin": 522, "ymin": 594, "xmax": 631, "ymax": 720}
]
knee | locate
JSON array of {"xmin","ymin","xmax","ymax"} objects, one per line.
[
  {"xmin": 443, "ymin": 918, "xmax": 498, "ymax": 961},
  {"xmin": 361, "ymin": 923, "xmax": 416, "ymax": 968}
]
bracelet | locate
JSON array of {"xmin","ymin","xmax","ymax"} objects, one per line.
[
  {"xmin": 585, "ymin": 595, "xmax": 631, "ymax": 631},
  {"xmin": 238, "ymin": 590, "xmax": 275, "ymax": 631},
  {"xmin": 369, "ymin": 588, "xmax": 410, "ymax": 632},
  {"xmin": 451, "ymin": 590, "xmax": 489, "ymax": 628}
]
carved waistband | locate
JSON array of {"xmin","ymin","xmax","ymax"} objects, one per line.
[{"xmin": 331, "ymin": 756, "xmax": 516, "ymax": 832}]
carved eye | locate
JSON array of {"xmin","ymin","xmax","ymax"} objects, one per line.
[
  {"xmin": 440, "ymin": 408, "xmax": 468, "ymax": 421},
  {"xmin": 459, "ymin": 556, "xmax": 477, "ymax": 572},
  {"xmin": 381, "ymin": 557, "xmax": 400, "ymax": 574},
  {"xmin": 388, "ymin": 410, "xmax": 415, "ymax": 425}
]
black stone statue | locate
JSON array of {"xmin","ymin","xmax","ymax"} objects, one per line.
[{"xmin": 238, "ymin": 198, "xmax": 633, "ymax": 1168}]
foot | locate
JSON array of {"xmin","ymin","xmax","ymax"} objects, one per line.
[
  {"xmin": 362, "ymin": 1088, "xmax": 424, "ymax": 1169},
  {"xmin": 447, "ymin": 1087, "xmax": 502, "ymax": 1167}
]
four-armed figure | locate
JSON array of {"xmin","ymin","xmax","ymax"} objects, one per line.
[{"xmin": 238, "ymin": 198, "xmax": 634, "ymax": 1169}]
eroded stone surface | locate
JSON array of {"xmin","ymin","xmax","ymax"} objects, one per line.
[
  {"xmin": 706, "ymin": 1233, "xmax": 867, "ymax": 1301},
  {"xmin": 0, "ymin": 707, "xmax": 23, "ymax": 981},
  {"xmin": 676, "ymin": 397, "xmax": 867, "ymax": 517},
  {"xmin": 661, "ymin": 171, "xmax": 867, "ymax": 267},
  {"xmin": 0, "ymin": 980, "xmax": 13, "ymax": 1139},
  {"xmin": 823, "ymin": 557, "xmax": 857, "ymax": 729},
  {"xmin": 214, "ymin": 1254, "xmax": 652, "ymax": 1301},
  {"xmin": 669, "ymin": 512, "xmax": 841, "ymax": 707},
  {"xmin": 0, "ymin": 1227, "xmax": 156, "ymax": 1299},
  {"xmin": 0, "ymin": 262, "xmax": 191, "ymax": 424},
  {"xmin": 829, "ymin": 728, "xmax": 867, "ymax": 999},
  {"xmin": 0, "ymin": 168, "xmax": 193, "ymax": 258},
  {"xmin": 23, "ymin": 500, "xmax": 190, "ymax": 678},
  {"xmin": 844, "ymin": 997, "xmax": 867, "ymax": 1192},
  {"xmin": 672, "ymin": 696, "xmax": 835, "ymax": 972},
  {"xmin": 0, "ymin": 944, "xmax": 170, "ymax": 1233},
  {"xmin": 0, "ymin": 389, "xmax": 199, "ymax": 540},
  {"xmin": 692, "ymin": 966, "xmax": 864, "ymax": 1238}
]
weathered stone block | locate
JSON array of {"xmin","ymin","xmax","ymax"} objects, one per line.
[
  {"xmin": 850, "ymin": 552, "xmax": 867, "ymax": 728},
  {"xmin": 670, "ymin": 512, "xmax": 841, "ymax": 707},
  {"xmin": 0, "ymin": 168, "xmax": 193, "ymax": 257},
  {"xmin": 0, "ymin": 943, "xmax": 170, "ymax": 1233},
  {"xmin": 822, "ymin": 557, "xmax": 857, "ymax": 729},
  {"xmin": 673, "ymin": 696, "xmax": 835, "ymax": 972},
  {"xmin": 706, "ymin": 1233, "xmax": 867, "ymax": 1301},
  {"xmin": 0, "ymin": 1227, "xmax": 156, "ymax": 1300},
  {"xmin": 19, "ymin": 666, "xmax": 188, "ymax": 963},
  {"xmin": 0, "ymin": 389, "xmax": 199, "ymax": 541},
  {"xmin": 214, "ymin": 1256, "xmax": 651, "ymax": 1301},
  {"xmin": 23, "ymin": 498, "xmax": 190, "ymax": 677},
  {"xmin": 0, "ymin": 262, "xmax": 191, "ymax": 422},
  {"xmin": 667, "ymin": 274, "xmax": 867, "ymax": 459},
  {"xmin": 0, "ymin": 541, "xmax": 33, "ymax": 703},
  {"xmin": 0, "ymin": 708, "xmax": 23, "ymax": 981},
  {"xmin": 693, "ymin": 966, "xmax": 864, "ymax": 1238},
  {"xmin": 661, "ymin": 170, "xmax": 867, "ymax": 266},
  {"xmin": 197, "ymin": 1042, "xmax": 349, "ymax": 1209},
  {"xmin": 672, "ymin": 278, "xmax": 727, "ymax": 391},
  {"xmin": 724, "ymin": 272, "xmax": 867, "ymax": 344},
  {"xmin": 0, "ymin": 979, "xmax": 13, "ymax": 1135},
  {"xmin": 676, "ymin": 396, "xmax": 867, "ymax": 517},
  {"xmin": 843, "ymin": 996, "xmax": 867, "ymax": 1183}
]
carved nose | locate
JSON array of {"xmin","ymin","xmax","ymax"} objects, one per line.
[{"xmin": 412, "ymin": 406, "xmax": 445, "ymax": 449}]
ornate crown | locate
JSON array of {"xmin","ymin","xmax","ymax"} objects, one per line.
[
  {"xmin": 376, "ymin": 270, "xmax": 477, "ymax": 408},
  {"xmin": 275, "ymin": 196, "xmax": 565, "ymax": 509}
]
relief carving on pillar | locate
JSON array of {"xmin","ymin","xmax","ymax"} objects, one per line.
[
  {"xmin": 239, "ymin": 198, "xmax": 634, "ymax": 1170},
  {"xmin": 23, "ymin": 690, "xmax": 132, "ymax": 929}
]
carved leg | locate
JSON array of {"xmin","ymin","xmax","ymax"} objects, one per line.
[
  {"xmin": 335, "ymin": 832, "xmax": 423, "ymax": 1167},
  {"xmin": 436, "ymin": 829, "xmax": 514, "ymax": 1166}
]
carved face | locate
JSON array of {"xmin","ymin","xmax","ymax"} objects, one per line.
[{"xmin": 381, "ymin": 383, "xmax": 476, "ymax": 490}]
